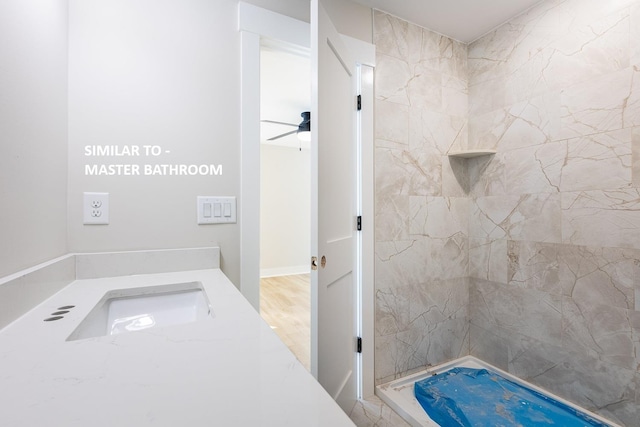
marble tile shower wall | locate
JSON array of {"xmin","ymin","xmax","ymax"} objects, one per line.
[
  {"xmin": 467, "ymin": 0, "xmax": 640, "ymax": 424},
  {"xmin": 373, "ymin": 11, "xmax": 470, "ymax": 385},
  {"xmin": 374, "ymin": 1, "xmax": 640, "ymax": 424}
]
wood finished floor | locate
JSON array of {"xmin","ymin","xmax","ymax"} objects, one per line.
[
  {"xmin": 260, "ymin": 274, "xmax": 310, "ymax": 371},
  {"xmin": 260, "ymin": 274, "xmax": 407, "ymax": 426}
]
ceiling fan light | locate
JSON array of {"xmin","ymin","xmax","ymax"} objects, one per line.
[{"xmin": 296, "ymin": 111, "xmax": 311, "ymax": 142}]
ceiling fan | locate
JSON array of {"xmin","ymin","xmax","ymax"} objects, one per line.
[{"xmin": 261, "ymin": 111, "xmax": 311, "ymax": 142}]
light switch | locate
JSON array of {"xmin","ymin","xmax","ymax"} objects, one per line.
[{"xmin": 197, "ymin": 196, "xmax": 237, "ymax": 224}]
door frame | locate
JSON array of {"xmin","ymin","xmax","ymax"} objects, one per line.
[{"xmin": 238, "ymin": 2, "xmax": 375, "ymax": 399}]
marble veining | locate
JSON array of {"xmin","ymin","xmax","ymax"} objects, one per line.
[
  {"xmin": 374, "ymin": 10, "xmax": 471, "ymax": 390},
  {"xmin": 561, "ymin": 189, "xmax": 640, "ymax": 249},
  {"xmin": 349, "ymin": 395, "xmax": 411, "ymax": 427},
  {"xmin": 409, "ymin": 196, "xmax": 468, "ymax": 239},
  {"xmin": 468, "ymin": 154, "xmax": 507, "ymax": 197},
  {"xmin": 375, "ymin": 1, "xmax": 640, "ymax": 424},
  {"xmin": 469, "ymin": 193, "xmax": 562, "ymax": 242},
  {"xmin": 559, "ymin": 68, "xmax": 636, "ymax": 140},
  {"xmin": 469, "ymin": 92, "xmax": 560, "ymax": 152},
  {"xmin": 469, "ymin": 238, "xmax": 508, "ymax": 284},
  {"xmin": 409, "ymin": 108, "xmax": 466, "ymax": 154},
  {"xmin": 375, "ymin": 236, "xmax": 468, "ymax": 288},
  {"xmin": 560, "ymin": 129, "xmax": 632, "ymax": 191}
]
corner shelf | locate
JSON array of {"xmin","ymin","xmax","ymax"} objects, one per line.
[{"xmin": 447, "ymin": 149, "xmax": 496, "ymax": 159}]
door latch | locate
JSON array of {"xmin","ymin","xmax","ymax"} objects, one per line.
[{"xmin": 311, "ymin": 256, "xmax": 318, "ymax": 270}]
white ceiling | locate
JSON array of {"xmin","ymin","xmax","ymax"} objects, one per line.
[{"xmin": 352, "ymin": 0, "xmax": 545, "ymax": 43}]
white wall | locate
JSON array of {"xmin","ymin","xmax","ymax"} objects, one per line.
[
  {"xmin": 0, "ymin": 0, "xmax": 69, "ymax": 277},
  {"xmin": 260, "ymin": 145, "xmax": 310, "ymax": 276},
  {"xmin": 243, "ymin": 0, "xmax": 309, "ymax": 23},
  {"xmin": 66, "ymin": 0, "xmax": 371, "ymax": 287},
  {"xmin": 67, "ymin": 0, "xmax": 241, "ymax": 284},
  {"xmin": 323, "ymin": 0, "xmax": 372, "ymax": 43},
  {"xmin": 0, "ymin": 0, "xmax": 371, "ymax": 285}
]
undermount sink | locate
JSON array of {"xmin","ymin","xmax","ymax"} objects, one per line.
[{"xmin": 67, "ymin": 282, "xmax": 212, "ymax": 341}]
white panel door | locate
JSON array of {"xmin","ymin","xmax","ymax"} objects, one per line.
[{"xmin": 310, "ymin": 0, "xmax": 357, "ymax": 414}]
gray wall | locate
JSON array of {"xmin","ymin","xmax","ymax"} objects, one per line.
[{"xmin": 0, "ymin": 0, "xmax": 69, "ymax": 277}]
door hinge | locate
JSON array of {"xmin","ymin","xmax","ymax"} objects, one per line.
[
  {"xmin": 357, "ymin": 94, "xmax": 362, "ymax": 111},
  {"xmin": 356, "ymin": 216, "xmax": 362, "ymax": 231},
  {"xmin": 356, "ymin": 337, "xmax": 362, "ymax": 353}
]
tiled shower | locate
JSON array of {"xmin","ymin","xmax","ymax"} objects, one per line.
[{"xmin": 373, "ymin": 0, "xmax": 639, "ymax": 425}]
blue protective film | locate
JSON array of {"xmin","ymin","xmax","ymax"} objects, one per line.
[{"xmin": 414, "ymin": 367, "xmax": 609, "ymax": 427}]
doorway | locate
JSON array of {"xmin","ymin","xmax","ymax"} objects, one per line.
[
  {"xmin": 239, "ymin": 1, "xmax": 375, "ymax": 398},
  {"xmin": 258, "ymin": 43, "xmax": 312, "ymax": 370}
]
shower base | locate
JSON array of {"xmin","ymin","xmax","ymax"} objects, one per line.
[{"xmin": 375, "ymin": 356, "xmax": 620, "ymax": 427}]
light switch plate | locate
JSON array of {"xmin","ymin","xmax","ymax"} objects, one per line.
[{"xmin": 197, "ymin": 196, "xmax": 236, "ymax": 224}]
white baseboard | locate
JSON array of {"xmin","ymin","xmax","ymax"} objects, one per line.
[{"xmin": 260, "ymin": 265, "xmax": 309, "ymax": 278}]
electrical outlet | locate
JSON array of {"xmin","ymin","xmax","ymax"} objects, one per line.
[{"xmin": 83, "ymin": 192, "xmax": 109, "ymax": 225}]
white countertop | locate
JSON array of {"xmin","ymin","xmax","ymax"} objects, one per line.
[{"xmin": 0, "ymin": 269, "xmax": 355, "ymax": 426}]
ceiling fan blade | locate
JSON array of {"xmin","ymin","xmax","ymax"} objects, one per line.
[
  {"xmin": 261, "ymin": 119, "xmax": 298, "ymax": 127},
  {"xmin": 267, "ymin": 130, "xmax": 298, "ymax": 141}
]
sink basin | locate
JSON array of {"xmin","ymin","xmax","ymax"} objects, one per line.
[{"xmin": 67, "ymin": 282, "xmax": 212, "ymax": 341}]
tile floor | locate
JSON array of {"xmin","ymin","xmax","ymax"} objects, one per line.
[{"xmin": 349, "ymin": 395, "xmax": 411, "ymax": 426}]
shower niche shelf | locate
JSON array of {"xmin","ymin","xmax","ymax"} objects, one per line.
[{"xmin": 447, "ymin": 149, "xmax": 496, "ymax": 158}]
